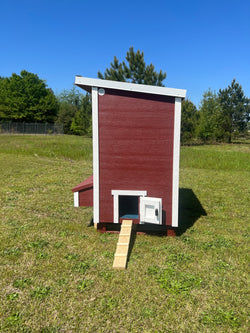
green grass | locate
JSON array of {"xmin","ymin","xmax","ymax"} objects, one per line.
[
  {"xmin": 0, "ymin": 135, "xmax": 249, "ymax": 332},
  {"xmin": 0, "ymin": 134, "xmax": 92, "ymax": 160}
]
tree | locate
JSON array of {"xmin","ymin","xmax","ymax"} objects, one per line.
[
  {"xmin": 70, "ymin": 94, "xmax": 92, "ymax": 136},
  {"xmin": 0, "ymin": 70, "xmax": 59, "ymax": 122},
  {"xmin": 56, "ymin": 86, "xmax": 82, "ymax": 133},
  {"xmin": 197, "ymin": 89, "xmax": 222, "ymax": 143},
  {"xmin": 98, "ymin": 46, "xmax": 166, "ymax": 86},
  {"xmin": 56, "ymin": 102, "xmax": 76, "ymax": 134},
  {"xmin": 218, "ymin": 79, "xmax": 250, "ymax": 143},
  {"xmin": 57, "ymin": 86, "xmax": 82, "ymax": 108},
  {"xmin": 56, "ymin": 86, "xmax": 92, "ymax": 135},
  {"xmin": 181, "ymin": 99, "xmax": 198, "ymax": 143}
]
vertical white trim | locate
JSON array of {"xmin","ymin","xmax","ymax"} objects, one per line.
[
  {"xmin": 172, "ymin": 97, "xmax": 182, "ymax": 227},
  {"xmin": 92, "ymin": 87, "xmax": 99, "ymax": 223},
  {"xmin": 74, "ymin": 192, "xmax": 79, "ymax": 207},
  {"xmin": 113, "ymin": 194, "xmax": 119, "ymax": 223}
]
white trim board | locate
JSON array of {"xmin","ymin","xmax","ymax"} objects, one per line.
[
  {"xmin": 172, "ymin": 97, "xmax": 182, "ymax": 227},
  {"xmin": 92, "ymin": 87, "xmax": 99, "ymax": 224},
  {"xmin": 75, "ymin": 76, "xmax": 186, "ymax": 99},
  {"xmin": 111, "ymin": 190, "xmax": 147, "ymax": 196},
  {"xmin": 111, "ymin": 190, "xmax": 147, "ymax": 224},
  {"xmin": 74, "ymin": 192, "xmax": 79, "ymax": 207}
]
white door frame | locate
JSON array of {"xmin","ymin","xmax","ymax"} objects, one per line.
[{"xmin": 111, "ymin": 190, "xmax": 147, "ymax": 223}]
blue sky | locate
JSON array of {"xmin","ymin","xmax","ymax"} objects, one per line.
[{"xmin": 1, "ymin": 0, "xmax": 249, "ymax": 106}]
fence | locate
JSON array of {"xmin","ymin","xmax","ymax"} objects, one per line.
[{"xmin": 0, "ymin": 122, "xmax": 64, "ymax": 135}]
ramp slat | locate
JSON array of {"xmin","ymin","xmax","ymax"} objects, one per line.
[{"xmin": 113, "ymin": 220, "xmax": 133, "ymax": 269}]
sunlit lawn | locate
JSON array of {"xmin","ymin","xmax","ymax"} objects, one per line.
[{"xmin": 0, "ymin": 135, "xmax": 249, "ymax": 332}]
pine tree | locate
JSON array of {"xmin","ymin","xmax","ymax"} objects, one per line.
[
  {"xmin": 98, "ymin": 47, "xmax": 166, "ymax": 86},
  {"xmin": 218, "ymin": 79, "xmax": 250, "ymax": 143}
]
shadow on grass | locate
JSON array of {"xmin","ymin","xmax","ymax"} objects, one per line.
[
  {"xmin": 177, "ymin": 188, "xmax": 207, "ymax": 236},
  {"xmin": 129, "ymin": 188, "xmax": 206, "ymax": 237},
  {"xmin": 127, "ymin": 227, "xmax": 137, "ymax": 265},
  {"xmin": 88, "ymin": 218, "xmax": 94, "ymax": 227},
  {"xmin": 127, "ymin": 188, "xmax": 207, "ymax": 264}
]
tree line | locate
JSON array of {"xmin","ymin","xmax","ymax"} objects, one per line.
[
  {"xmin": 182, "ymin": 81, "xmax": 249, "ymax": 144},
  {"xmin": 0, "ymin": 47, "xmax": 249, "ymax": 142},
  {"xmin": 0, "ymin": 70, "xmax": 92, "ymax": 136}
]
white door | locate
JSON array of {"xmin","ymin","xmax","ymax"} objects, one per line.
[{"xmin": 140, "ymin": 197, "xmax": 162, "ymax": 224}]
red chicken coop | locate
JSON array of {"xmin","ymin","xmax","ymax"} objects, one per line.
[{"xmin": 72, "ymin": 77, "xmax": 186, "ymax": 235}]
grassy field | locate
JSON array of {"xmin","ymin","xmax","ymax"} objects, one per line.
[{"xmin": 0, "ymin": 135, "xmax": 249, "ymax": 332}]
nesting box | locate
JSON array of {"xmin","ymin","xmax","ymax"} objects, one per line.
[{"xmin": 72, "ymin": 77, "xmax": 186, "ymax": 234}]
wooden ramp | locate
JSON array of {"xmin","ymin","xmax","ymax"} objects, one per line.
[{"xmin": 113, "ymin": 220, "xmax": 133, "ymax": 269}]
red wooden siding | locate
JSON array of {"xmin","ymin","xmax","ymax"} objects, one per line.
[
  {"xmin": 72, "ymin": 175, "xmax": 93, "ymax": 207},
  {"xmin": 72, "ymin": 175, "xmax": 93, "ymax": 192},
  {"xmin": 98, "ymin": 89, "xmax": 175, "ymax": 226},
  {"xmin": 79, "ymin": 188, "xmax": 93, "ymax": 207}
]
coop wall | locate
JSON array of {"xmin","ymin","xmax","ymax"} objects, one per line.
[
  {"xmin": 98, "ymin": 88, "xmax": 175, "ymax": 225},
  {"xmin": 79, "ymin": 187, "xmax": 93, "ymax": 207}
]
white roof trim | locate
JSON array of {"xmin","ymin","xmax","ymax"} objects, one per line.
[
  {"xmin": 111, "ymin": 190, "xmax": 147, "ymax": 196},
  {"xmin": 75, "ymin": 76, "xmax": 186, "ymax": 98}
]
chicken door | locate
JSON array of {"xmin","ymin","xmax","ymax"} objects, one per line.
[{"xmin": 140, "ymin": 197, "xmax": 162, "ymax": 224}]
